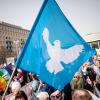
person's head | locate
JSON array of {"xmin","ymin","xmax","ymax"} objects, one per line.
[
  {"xmin": 37, "ymin": 92, "xmax": 49, "ymax": 100},
  {"xmin": 33, "ymin": 74, "xmax": 39, "ymax": 80},
  {"xmin": 15, "ymin": 90, "xmax": 27, "ymax": 100},
  {"xmin": 86, "ymin": 76, "xmax": 92, "ymax": 83},
  {"xmin": 96, "ymin": 74, "xmax": 100, "ymax": 84},
  {"xmin": 72, "ymin": 89, "xmax": 92, "ymax": 100},
  {"xmin": 73, "ymin": 72, "xmax": 81, "ymax": 81},
  {"xmin": 11, "ymin": 81, "xmax": 21, "ymax": 95},
  {"xmin": 50, "ymin": 92, "xmax": 62, "ymax": 100}
]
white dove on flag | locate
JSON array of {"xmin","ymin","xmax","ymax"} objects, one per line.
[{"xmin": 42, "ymin": 27, "xmax": 84, "ymax": 74}]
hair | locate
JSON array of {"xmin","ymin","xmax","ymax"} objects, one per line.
[
  {"xmin": 33, "ymin": 74, "xmax": 39, "ymax": 81},
  {"xmin": 15, "ymin": 90, "xmax": 28, "ymax": 100},
  {"xmin": 96, "ymin": 74, "xmax": 100, "ymax": 84},
  {"xmin": 37, "ymin": 92, "xmax": 49, "ymax": 100},
  {"xmin": 11, "ymin": 81, "xmax": 21, "ymax": 92},
  {"xmin": 72, "ymin": 89, "xmax": 92, "ymax": 100}
]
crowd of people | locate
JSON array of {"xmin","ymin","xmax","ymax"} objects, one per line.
[{"xmin": 0, "ymin": 55, "xmax": 100, "ymax": 100}]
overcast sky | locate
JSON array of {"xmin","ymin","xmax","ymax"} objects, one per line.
[{"xmin": 0, "ymin": 0, "xmax": 100, "ymax": 36}]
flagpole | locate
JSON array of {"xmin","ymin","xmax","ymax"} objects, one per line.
[{"xmin": 2, "ymin": 68, "xmax": 16, "ymax": 100}]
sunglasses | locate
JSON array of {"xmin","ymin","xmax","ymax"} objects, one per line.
[
  {"xmin": 74, "ymin": 76, "xmax": 79, "ymax": 78},
  {"xmin": 51, "ymin": 95, "xmax": 61, "ymax": 99}
]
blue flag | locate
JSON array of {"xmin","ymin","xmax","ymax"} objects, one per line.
[{"xmin": 16, "ymin": 0, "xmax": 95, "ymax": 90}]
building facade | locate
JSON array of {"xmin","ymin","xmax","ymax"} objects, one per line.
[
  {"xmin": 0, "ymin": 21, "xmax": 29, "ymax": 64},
  {"xmin": 83, "ymin": 32, "xmax": 100, "ymax": 49},
  {"xmin": 0, "ymin": 21, "xmax": 100, "ymax": 64}
]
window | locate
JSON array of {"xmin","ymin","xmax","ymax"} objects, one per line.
[
  {"xmin": 6, "ymin": 37, "xmax": 8, "ymax": 39},
  {"xmin": 6, "ymin": 40, "xmax": 12, "ymax": 51}
]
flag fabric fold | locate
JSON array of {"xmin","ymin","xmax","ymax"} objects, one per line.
[{"xmin": 16, "ymin": 0, "xmax": 96, "ymax": 90}]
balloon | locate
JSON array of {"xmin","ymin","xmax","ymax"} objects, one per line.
[{"xmin": 0, "ymin": 76, "xmax": 7, "ymax": 91}]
